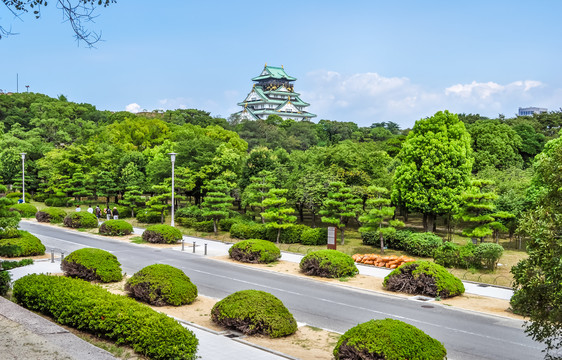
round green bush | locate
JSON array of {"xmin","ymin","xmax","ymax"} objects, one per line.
[
  {"xmin": 13, "ymin": 274, "xmax": 198, "ymax": 359},
  {"xmin": 99, "ymin": 219, "xmax": 133, "ymax": 236},
  {"xmin": 433, "ymin": 241, "xmax": 477, "ymax": 269},
  {"xmin": 176, "ymin": 217, "xmax": 197, "ymax": 228},
  {"xmin": 334, "ymin": 318, "xmax": 447, "ymax": 360},
  {"xmin": 404, "ymin": 232, "xmax": 443, "ymax": 257},
  {"xmin": 35, "ymin": 207, "xmax": 67, "ymax": 223},
  {"xmin": 230, "ymin": 222, "xmax": 267, "ymax": 240},
  {"xmin": 301, "ymin": 227, "xmax": 328, "ymax": 245},
  {"xmin": 125, "ymin": 264, "xmax": 198, "ymax": 306},
  {"xmin": 6, "ymin": 192, "xmax": 22, "ymax": 199},
  {"xmin": 218, "ymin": 218, "xmax": 239, "ymax": 232},
  {"xmin": 211, "ymin": 289, "xmax": 297, "ymax": 338},
  {"xmin": 9, "ymin": 203, "xmax": 38, "ymax": 217},
  {"xmin": 229, "ymin": 239, "xmax": 281, "ymax": 263},
  {"xmin": 300, "ymin": 250, "xmax": 358, "ymax": 278},
  {"xmin": 44, "ymin": 197, "xmax": 71, "ymax": 207},
  {"xmin": 142, "ymin": 224, "xmax": 182, "ymax": 244},
  {"xmin": 473, "ymin": 243, "xmax": 504, "ymax": 270},
  {"xmin": 0, "ymin": 231, "xmax": 46, "ymax": 257},
  {"xmin": 63, "ymin": 212, "xmax": 98, "ymax": 228},
  {"xmin": 136, "ymin": 210, "xmax": 161, "ymax": 223},
  {"xmin": 383, "ymin": 260, "xmax": 465, "ymax": 298},
  {"xmin": 175, "ymin": 205, "xmax": 205, "ymax": 222},
  {"xmin": 61, "ymin": 248, "xmax": 122, "ymax": 283},
  {"xmin": 193, "ymin": 220, "xmax": 214, "ymax": 232}
]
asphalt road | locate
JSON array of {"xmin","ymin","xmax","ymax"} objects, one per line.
[{"xmin": 20, "ymin": 221, "xmax": 544, "ymax": 360}]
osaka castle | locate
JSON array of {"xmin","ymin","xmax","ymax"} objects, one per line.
[{"xmin": 236, "ymin": 64, "xmax": 316, "ymax": 121}]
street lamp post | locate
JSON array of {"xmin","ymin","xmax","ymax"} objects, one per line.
[
  {"xmin": 20, "ymin": 153, "xmax": 26, "ymax": 203},
  {"xmin": 168, "ymin": 153, "xmax": 177, "ymax": 227}
]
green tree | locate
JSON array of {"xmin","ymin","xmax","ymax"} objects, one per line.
[
  {"xmin": 511, "ymin": 132, "xmax": 562, "ymax": 357},
  {"xmin": 319, "ymin": 181, "xmax": 361, "ymax": 245},
  {"xmin": 68, "ymin": 170, "xmax": 92, "ymax": 202},
  {"xmin": 120, "ymin": 186, "xmax": 144, "ymax": 218},
  {"xmin": 0, "ymin": 184, "xmax": 20, "ymax": 231},
  {"xmin": 359, "ymin": 186, "xmax": 404, "ymax": 254},
  {"xmin": 146, "ymin": 183, "xmax": 173, "ymax": 224},
  {"xmin": 96, "ymin": 170, "xmax": 119, "ymax": 206},
  {"xmin": 241, "ymin": 170, "xmax": 276, "ymax": 223},
  {"xmin": 261, "ymin": 188, "xmax": 296, "ymax": 244},
  {"xmin": 392, "ymin": 111, "xmax": 473, "ymax": 232},
  {"xmin": 201, "ymin": 179, "xmax": 234, "ymax": 235}
]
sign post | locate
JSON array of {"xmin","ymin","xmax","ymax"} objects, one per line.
[{"xmin": 327, "ymin": 227, "xmax": 337, "ymax": 250}]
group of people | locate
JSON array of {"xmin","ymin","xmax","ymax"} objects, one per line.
[{"xmin": 75, "ymin": 204, "xmax": 119, "ymax": 220}]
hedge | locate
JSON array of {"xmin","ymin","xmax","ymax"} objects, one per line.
[
  {"xmin": 13, "ymin": 274, "xmax": 198, "ymax": 359},
  {"xmin": 175, "ymin": 206, "xmax": 205, "ymax": 222},
  {"xmin": 362, "ymin": 229, "xmax": 413, "ymax": 250},
  {"xmin": 230, "ymin": 222, "xmax": 267, "ymax": 240},
  {"xmin": 300, "ymin": 250, "xmax": 358, "ymax": 278},
  {"xmin": 383, "ymin": 261, "xmax": 465, "ymax": 298},
  {"xmin": 142, "ymin": 225, "xmax": 183, "ymax": 244},
  {"xmin": 9, "ymin": 203, "xmax": 38, "ymax": 217},
  {"xmin": 176, "ymin": 217, "xmax": 197, "ymax": 228},
  {"xmin": 218, "ymin": 218, "xmax": 240, "ymax": 232},
  {"xmin": 61, "ymin": 248, "xmax": 122, "ymax": 283},
  {"xmin": 99, "ymin": 220, "xmax": 133, "ymax": 236},
  {"xmin": 211, "ymin": 290, "xmax": 297, "ymax": 338},
  {"xmin": 125, "ymin": 264, "xmax": 198, "ymax": 306},
  {"xmin": 36, "ymin": 207, "xmax": 67, "ymax": 223},
  {"xmin": 6, "ymin": 192, "xmax": 22, "ymax": 200},
  {"xmin": 404, "ymin": 232, "xmax": 443, "ymax": 257},
  {"xmin": 0, "ymin": 271, "xmax": 10, "ymax": 296},
  {"xmin": 229, "ymin": 239, "xmax": 281, "ymax": 264},
  {"xmin": 63, "ymin": 212, "xmax": 98, "ymax": 229},
  {"xmin": 136, "ymin": 210, "xmax": 161, "ymax": 224},
  {"xmin": 193, "ymin": 220, "xmax": 214, "ymax": 232},
  {"xmin": 1, "ymin": 258, "xmax": 33, "ymax": 270},
  {"xmin": 334, "ymin": 318, "xmax": 447, "ymax": 360},
  {"xmin": 301, "ymin": 227, "xmax": 328, "ymax": 245},
  {"xmin": 0, "ymin": 231, "xmax": 46, "ymax": 257},
  {"xmin": 265, "ymin": 224, "xmax": 309, "ymax": 244},
  {"xmin": 433, "ymin": 241, "xmax": 476, "ymax": 269},
  {"xmin": 44, "ymin": 197, "xmax": 71, "ymax": 207}
]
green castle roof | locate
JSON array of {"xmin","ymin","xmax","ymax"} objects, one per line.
[{"xmin": 252, "ymin": 65, "xmax": 297, "ymax": 81}]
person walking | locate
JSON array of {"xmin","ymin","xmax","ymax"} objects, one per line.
[
  {"xmin": 105, "ymin": 206, "xmax": 111, "ymax": 220},
  {"xmin": 95, "ymin": 206, "xmax": 101, "ymax": 219},
  {"xmin": 87, "ymin": 206, "xmax": 93, "ymax": 214},
  {"xmin": 112, "ymin": 207, "xmax": 119, "ymax": 220},
  {"xmin": 75, "ymin": 205, "xmax": 81, "ymax": 212}
]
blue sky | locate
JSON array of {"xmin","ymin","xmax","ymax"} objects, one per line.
[{"xmin": 1, "ymin": 1, "xmax": 561, "ymax": 129}]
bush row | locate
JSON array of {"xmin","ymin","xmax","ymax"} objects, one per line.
[
  {"xmin": 13, "ymin": 274, "xmax": 199, "ymax": 359},
  {"xmin": 1, "ymin": 258, "xmax": 33, "ymax": 270},
  {"xmin": 230, "ymin": 222, "xmax": 327, "ymax": 245},
  {"xmin": 362, "ymin": 229, "xmax": 443, "ymax": 257},
  {"xmin": 433, "ymin": 241, "xmax": 504, "ymax": 270}
]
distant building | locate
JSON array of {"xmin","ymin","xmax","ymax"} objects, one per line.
[
  {"xmin": 236, "ymin": 64, "xmax": 316, "ymax": 121},
  {"xmin": 518, "ymin": 107, "xmax": 547, "ymax": 116}
]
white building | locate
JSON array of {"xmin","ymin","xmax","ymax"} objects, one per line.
[{"xmin": 518, "ymin": 107, "xmax": 547, "ymax": 116}]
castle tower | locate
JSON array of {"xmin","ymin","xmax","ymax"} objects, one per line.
[{"xmin": 236, "ymin": 65, "xmax": 316, "ymax": 121}]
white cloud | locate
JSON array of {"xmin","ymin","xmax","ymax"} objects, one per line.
[
  {"xmin": 302, "ymin": 70, "xmax": 551, "ymax": 128},
  {"xmin": 125, "ymin": 103, "xmax": 141, "ymax": 113}
]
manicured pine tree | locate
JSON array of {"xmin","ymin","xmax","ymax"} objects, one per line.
[
  {"xmin": 319, "ymin": 181, "xmax": 361, "ymax": 245},
  {"xmin": 68, "ymin": 170, "xmax": 93, "ymax": 202},
  {"xmin": 146, "ymin": 183, "xmax": 178, "ymax": 224},
  {"xmin": 120, "ymin": 185, "xmax": 145, "ymax": 218},
  {"xmin": 97, "ymin": 170, "xmax": 119, "ymax": 206},
  {"xmin": 489, "ymin": 211, "xmax": 516, "ymax": 243},
  {"xmin": 261, "ymin": 188, "xmax": 296, "ymax": 244},
  {"xmin": 359, "ymin": 186, "xmax": 404, "ymax": 254},
  {"xmin": 456, "ymin": 179, "xmax": 498, "ymax": 242},
  {"xmin": 242, "ymin": 170, "xmax": 276, "ymax": 223},
  {"xmin": 200, "ymin": 178, "xmax": 234, "ymax": 235}
]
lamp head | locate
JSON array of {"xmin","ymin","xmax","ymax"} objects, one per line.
[
  {"xmin": 20, "ymin": 153, "xmax": 26, "ymax": 160},
  {"xmin": 168, "ymin": 152, "xmax": 177, "ymax": 162}
]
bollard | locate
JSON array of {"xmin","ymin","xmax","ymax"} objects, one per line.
[
  {"xmin": 51, "ymin": 249, "xmax": 55, "ymax": 263},
  {"xmin": 193, "ymin": 241, "xmax": 196, "ymax": 253},
  {"xmin": 61, "ymin": 252, "xmax": 65, "ymax": 262},
  {"xmin": 204, "ymin": 243, "xmax": 208, "ymax": 256},
  {"xmin": 181, "ymin": 239, "xmax": 185, "ymax": 251}
]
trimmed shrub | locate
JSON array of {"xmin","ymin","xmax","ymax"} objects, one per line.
[
  {"xmin": 334, "ymin": 318, "xmax": 447, "ymax": 360},
  {"xmin": 404, "ymin": 232, "xmax": 443, "ymax": 257},
  {"xmin": 219, "ymin": 217, "xmax": 240, "ymax": 232},
  {"xmin": 13, "ymin": 274, "xmax": 198, "ymax": 359},
  {"xmin": 301, "ymin": 227, "xmax": 328, "ymax": 245},
  {"xmin": 361, "ymin": 229, "xmax": 413, "ymax": 250},
  {"xmin": 211, "ymin": 289, "xmax": 297, "ymax": 338},
  {"xmin": 44, "ymin": 197, "xmax": 71, "ymax": 207},
  {"xmin": 9, "ymin": 203, "xmax": 38, "ymax": 217},
  {"xmin": 230, "ymin": 222, "xmax": 267, "ymax": 240},
  {"xmin": 383, "ymin": 260, "xmax": 465, "ymax": 298},
  {"xmin": 176, "ymin": 217, "xmax": 197, "ymax": 228},
  {"xmin": 142, "ymin": 224, "xmax": 182, "ymax": 244},
  {"xmin": 63, "ymin": 212, "xmax": 98, "ymax": 229},
  {"xmin": 125, "ymin": 264, "xmax": 198, "ymax": 306},
  {"xmin": 266, "ymin": 224, "xmax": 308, "ymax": 244},
  {"xmin": 458, "ymin": 242, "xmax": 476, "ymax": 268},
  {"xmin": 229, "ymin": 239, "xmax": 281, "ymax": 264},
  {"xmin": 99, "ymin": 220, "xmax": 133, "ymax": 236},
  {"xmin": 32, "ymin": 192, "xmax": 48, "ymax": 202},
  {"xmin": 300, "ymin": 250, "xmax": 358, "ymax": 278},
  {"xmin": 193, "ymin": 220, "xmax": 214, "ymax": 232},
  {"xmin": 36, "ymin": 207, "xmax": 67, "ymax": 223},
  {"xmin": 61, "ymin": 248, "xmax": 122, "ymax": 283},
  {"xmin": 175, "ymin": 205, "xmax": 205, "ymax": 222},
  {"xmin": 473, "ymin": 243, "xmax": 504, "ymax": 270},
  {"xmin": 0, "ymin": 271, "xmax": 10, "ymax": 296},
  {"xmin": 433, "ymin": 241, "xmax": 477, "ymax": 269},
  {"xmin": 6, "ymin": 192, "xmax": 23, "ymax": 199},
  {"xmin": 0, "ymin": 231, "xmax": 46, "ymax": 257},
  {"xmin": 1, "ymin": 258, "xmax": 33, "ymax": 270},
  {"xmin": 136, "ymin": 209, "xmax": 161, "ymax": 224}
]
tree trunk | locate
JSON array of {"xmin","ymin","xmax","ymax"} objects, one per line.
[
  {"xmin": 432, "ymin": 215, "xmax": 437, "ymax": 232},
  {"xmin": 340, "ymin": 228, "xmax": 345, "ymax": 245},
  {"xmin": 213, "ymin": 219, "xmax": 218, "ymax": 235},
  {"xmin": 161, "ymin": 211, "xmax": 165, "ymax": 224},
  {"xmin": 276, "ymin": 228, "xmax": 281, "ymax": 244},
  {"xmin": 427, "ymin": 214, "xmax": 435, "ymax": 233},
  {"xmin": 298, "ymin": 204, "xmax": 304, "ymax": 222},
  {"xmin": 312, "ymin": 206, "xmax": 316, "ymax": 228},
  {"xmin": 380, "ymin": 231, "xmax": 385, "ymax": 255},
  {"xmin": 423, "ymin": 213, "xmax": 428, "ymax": 231}
]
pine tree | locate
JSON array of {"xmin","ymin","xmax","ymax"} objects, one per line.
[
  {"xmin": 146, "ymin": 183, "xmax": 175, "ymax": 224},
  {"xmin": 201, "ymin": 179, "xmax": 234, "ymax": 235},
  {"xmin": 68, "ymin": 170, "xmax": 92, "ymax": 202},
  {"xmin": 261, "ymin": 188, "xmax": 296, "ymax": 244},
  {"xmin": 120, "ymin": 185, "xmax": 145, "ymax": 218},
  {"xmin": 97, "ymin": 170, "xmax": 119, "ymax": 206},
  {"xmin": 359, "ymin": 186, "xmax": 404, "ymax": 254},
  {"xmin": 242, "ymin": 170, "xmax": 276, "ymax": 223},
  {"xmin": 319, "ymin": 181, "xmax": 361, "ymax": 245},
  {"xmin": 456, "ymin": 179, "xmax": 498, "ymax": 242}
]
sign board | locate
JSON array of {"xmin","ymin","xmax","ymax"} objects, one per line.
[{"xmin": 327, "ymin": 227, "xmax": 337, "ymax": 250}]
